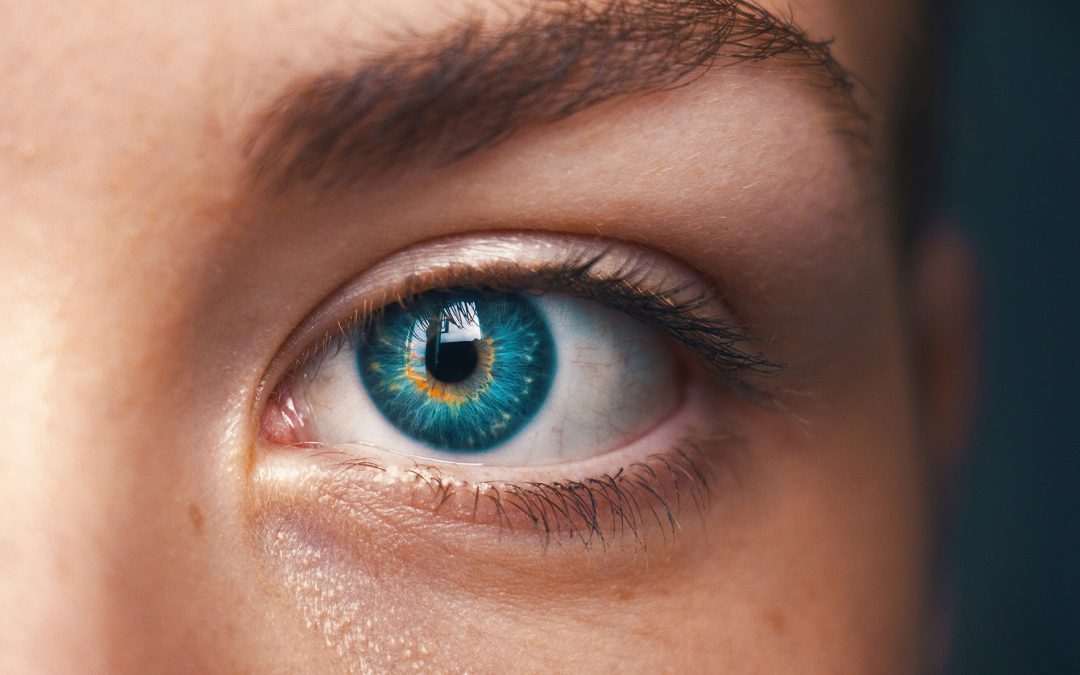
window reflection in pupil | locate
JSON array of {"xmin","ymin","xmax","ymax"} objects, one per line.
[
  {"xmin": 426, "ymin": 336, "xmax": 480, "ymax": 383},
  {"xmin": 425, "ymin": 306, "xmax": 484, "ymax": 384}
]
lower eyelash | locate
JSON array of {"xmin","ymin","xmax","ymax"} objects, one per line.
[{"xmin": 313, "ymin": 439, "xmax": 721, "ymax": 551}]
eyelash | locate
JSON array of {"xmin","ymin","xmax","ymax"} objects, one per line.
[
  {"xmin": 262, "ymin": 240, "xmax": 772, "ymax": 549},
  {"xmin": 276, "ymin": 248, "xmax": 779, "ymax": 389},
  {"xmin": 307, "ymin": 439, "xmax": 717, "ymax": 551}
]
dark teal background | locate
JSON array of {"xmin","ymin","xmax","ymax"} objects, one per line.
[{"xmin": 943, "ymin": 0, "xmax": 1080, "ymax": 672}]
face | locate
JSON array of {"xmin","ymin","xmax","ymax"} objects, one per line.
[{"xmin": 0, "ymin": 0, "xmax": 976, "ymax": 672}]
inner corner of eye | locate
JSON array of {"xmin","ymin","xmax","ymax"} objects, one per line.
[
  {"xmin": 259, "ymin": 381, "xmax": 307, "ymax": 448},
  {"xmin": 263, "ymin": 287, "xmax": 688, "ymax": 466}
]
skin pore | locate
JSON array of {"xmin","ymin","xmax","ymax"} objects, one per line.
[{"xmin": 0, "ymin": 0, "xmax": 977, "ymax": 673}]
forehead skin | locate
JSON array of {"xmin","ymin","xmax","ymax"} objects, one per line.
[{"xmin": 0, "ymin": 0, "xmax": 922, "ymax": 673}]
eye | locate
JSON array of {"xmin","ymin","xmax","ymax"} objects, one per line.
[
  {"xmin": 257, "ymin": 233, "xmax": 777, "ymax": 544},
  {"xmin": 293, "ymin": 288, "xmax": 681, "ymax": 465}
]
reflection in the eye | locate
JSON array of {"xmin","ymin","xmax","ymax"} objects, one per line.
[{"xmin": 422, "ymin": 301, "xmax": 482, "ymax": 384}]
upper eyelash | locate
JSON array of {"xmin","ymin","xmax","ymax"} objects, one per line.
[
  {"xmin": 538, "ymin": 249, "xmax": 782, "ymax": 375},
  {"xmin": 280, "ymin": 247, "xmax": 782, "ymax": 390}
]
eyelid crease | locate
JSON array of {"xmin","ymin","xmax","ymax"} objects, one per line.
[{"xmin": 264, "ymin": 233, "xmax": 783, "ymax": 409}]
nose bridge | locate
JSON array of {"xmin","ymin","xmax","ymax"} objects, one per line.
[
  {"xmin": 0, "ymin": 10, "xmax": 238, "ymax": 667},
  {"xmin": 0, "ymin": 212, "xmax": 237, "ymax": 672},
  {"xmin": 0, "ymin": 450, "xmax": 115, "ymax": 674},
  {"xmin": 0, "ymin": 268, "xmax": 117, "ymax": 673}
]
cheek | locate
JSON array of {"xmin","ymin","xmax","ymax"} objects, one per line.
[{"xmin": 718, "ymin": 328, "xmax": 930, "ymax": 670}]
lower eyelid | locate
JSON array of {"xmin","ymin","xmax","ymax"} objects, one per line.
[
  {"xmin": 328, "ymin": 441, "xmax": 713, "ymax": 544},
  {"xmin": 255, "ymin": 369, "xmax": 739, "ymax": 551}
]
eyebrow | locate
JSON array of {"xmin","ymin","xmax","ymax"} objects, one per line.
[{"xmin": 245, "ymin": 0, "xmax": 861, "ymax": 192}]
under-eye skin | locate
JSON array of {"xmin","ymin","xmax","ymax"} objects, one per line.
[{"xmin": 256, "ymin": 232, "xmax": 778, "ymax": 549}]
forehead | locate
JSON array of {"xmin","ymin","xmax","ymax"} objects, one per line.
[
  {"xmin": 0, "ymin": 0, "xmax": 909, "ymax": 153},
  {"xmin": 0, "ymin": 0, "xmax": 913, "ymax": 307}
]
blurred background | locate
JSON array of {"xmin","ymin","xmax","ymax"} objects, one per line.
[{"xmin": 942, "ymin": 0, "xmax": 1080, "ymax": 672}]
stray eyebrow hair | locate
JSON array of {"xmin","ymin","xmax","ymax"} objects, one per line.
[{"xmin": 245, "ymin": 0, "xmax": 861, "ymax": 192}]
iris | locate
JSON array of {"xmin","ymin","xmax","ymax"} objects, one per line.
[{"xmin": 357, "ymin": 290, "xmax": 556, "ymax": 452}]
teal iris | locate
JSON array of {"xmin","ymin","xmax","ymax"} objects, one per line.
[{"xmin": 357, "ymin": 290, "xmax": 555, "ymax": 452}]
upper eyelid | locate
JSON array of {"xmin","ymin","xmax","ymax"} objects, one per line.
[{"xmin": 255, "ymin": 232, "xmax": 781, "ymax": 411}]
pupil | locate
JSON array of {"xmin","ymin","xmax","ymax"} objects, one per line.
[{"xmin": 425, "ymin": 335, "xmax": 479, "ymax": 383}]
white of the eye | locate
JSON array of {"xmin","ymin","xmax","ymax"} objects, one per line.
[{"xmin": 299, "ymin": 295, "xmax": 682, "ymax": 467}]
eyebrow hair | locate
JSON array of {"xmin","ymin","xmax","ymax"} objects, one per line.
[{"xmin": 245, "ymin": 0, "xmax": 861, "ymax": 192}]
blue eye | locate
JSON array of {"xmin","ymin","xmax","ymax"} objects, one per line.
[
  {"xmin": 357, "ymin": 291, "xmax": 556, "ymax": 452},
  {"xmin": 261, "ymin": 236, "xmax": 771, "ymax": 544},
  {"xmin": 290, "ymin": 288, "xmax": 683, "ymax": 467}
]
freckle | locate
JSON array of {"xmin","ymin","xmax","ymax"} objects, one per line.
[
  {"xmin": 188, "ymin": 503, "xmax": 205, "ymax": 536},
  {"xmin": 765, "ymin": 608, "xmax": 787, "ymax": 635},
  {"xmin": 612, "ymin": 585, "xmax": 635, "ymax": 601}
]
